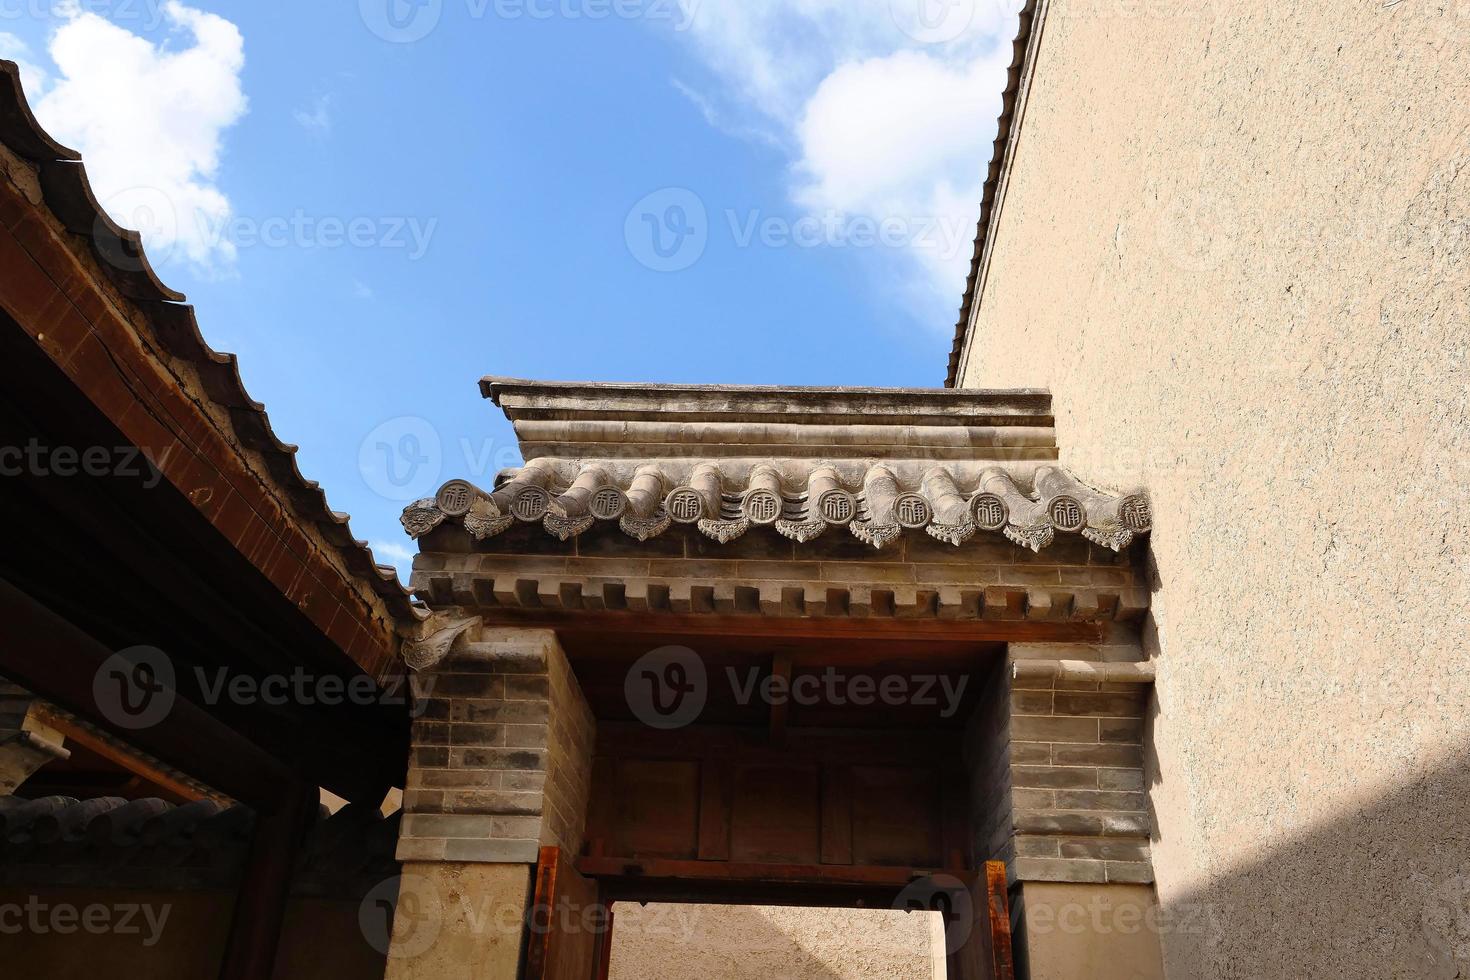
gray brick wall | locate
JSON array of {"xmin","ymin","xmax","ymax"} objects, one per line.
[
  {"xmin": 966, "ymin": 642, "xmax": 1154, "ymax": 885},
  {"xmin": 397, "ymin": 628, "xmax": 595, "ymax": 864}
]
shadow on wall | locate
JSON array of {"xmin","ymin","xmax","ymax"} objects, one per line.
[
  {"xmin": 607, "ymin": 902, "xmax": 944, "ymax": 980},
  {"xmin": 1146, "ymin": 717, "xmax": 1470, "ymax": 978}
]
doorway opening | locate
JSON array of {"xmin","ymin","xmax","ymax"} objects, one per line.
[{"xmin": 605, "ymin": 902, "xmax": 948, "ymax": 980}]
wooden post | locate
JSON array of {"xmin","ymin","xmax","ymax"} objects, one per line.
[
  {"xmin": 218, "ymin": 782, "xmax": 318, "ymax": 980},
  {"xmin": 985, "ymin": 861, "xmax": 1015, "ymax": 980},
  {"xmin": 594, "ymin": 903, "xmax": 615, "ymax": 980}
]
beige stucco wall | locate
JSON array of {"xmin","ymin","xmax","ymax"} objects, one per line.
[
  {"xmin": 609, "ymin": 904, "xmax": 944, "ymax": 980},
  {"xmin": 958, "ymin": 1, "xmax": 1469, "ymax": 977}
]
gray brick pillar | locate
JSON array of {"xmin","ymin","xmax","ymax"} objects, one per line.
[
  {"xmin": 385, "ymin": 627, "xmax": 595, "ymax": 978},
  {"xmin": 966, "ymin": 638, "xmax": 1154, "ymax": 884},
  {"xmin": 398, "ymin": 627, "xmax": 595, "ymax": 863},
  {"xmin": 964, "ymin": 636, "xmax": 1166, "ymax": 978}
]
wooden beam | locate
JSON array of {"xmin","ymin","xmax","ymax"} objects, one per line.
[
  {"xmin": 478, "ymin": 609, "xmax": 1105, "ymax": 643},
  {"xmin": 526, "ymin": 846, "xmax": 605, "ymax": 980},
  {"xmin": 0, "ymin": 576, "xmax": 294, "ymax": 807},
  {"xmin": 594, "ymin": 904, "xmax": 615, "ymax": 980},
  {"xmin": 596, "ymin": 724, "xmax": 958, "ymax": 764},
  {"xmin": 219, "ymin": 781, "xmax": 317, "ymax": 980},
  {"xmin": 34, "ymin": 710, "xmax": 214, "ymax": 803},
  {"xmin": 576, "ymin": 856, "xmax": 972, "ymax": 889}
]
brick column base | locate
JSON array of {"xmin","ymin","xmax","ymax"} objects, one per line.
[{"xmin": 382, "ymin": 862, "xmax": 534, "ymax": 980}]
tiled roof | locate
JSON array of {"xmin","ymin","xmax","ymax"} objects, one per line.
[
  {"xmin": 405, "ymin": 377, "xmax": 1150, "ymax": 554},
  {"xmin": 0, "ymin": 795, "xmax": 241, "ymax": 848},
  {"xmin": 0, "ymin": 794, "xmax": 400, "ymax": 889},
  {"xmin": 0, "ymin": 59, "xmax": 420, "ymax": 627},
  {"xmin": 404, "ymin": 460, "xmax": 1150, "ymax": 554}
]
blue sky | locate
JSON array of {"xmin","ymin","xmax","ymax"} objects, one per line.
[{"xmin": 1, "ymin": 0, "xmax": 1018, "ymax": 574}]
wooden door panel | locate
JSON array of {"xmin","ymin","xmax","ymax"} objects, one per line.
[
  {"xmin": 850, "ymin": 765, "xmax": 942, "ymax": 866},
  {"xmin": 729, "ymin": 763, "xmax": 821, "ymax": 863},
  {"xmin": 615, "ymin": 759, "xmax": 700, "ymax": 858}
]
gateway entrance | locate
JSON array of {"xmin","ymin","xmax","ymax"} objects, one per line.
[{"xmin": 387, "ymin": 378, "xmax": 1157, "ymax": 979}]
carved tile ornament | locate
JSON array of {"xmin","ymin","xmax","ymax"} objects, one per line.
[
  {"xmin": 401, "ymin": 613, "xmax": 481, "ymax": 671},
  {"xmin": 399, "ymin": 462, "xmax": 1150, "ymax": 554}
]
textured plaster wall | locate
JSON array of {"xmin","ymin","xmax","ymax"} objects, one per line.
[
  {"xmin": 958, "ymin": 1, "xmax": 1470, "ymax": 977},
  {"xmin": 608, "ymin": 904, "xmax": 944, "ymax": 980}
]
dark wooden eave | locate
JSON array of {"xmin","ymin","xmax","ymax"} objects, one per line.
[
  {"xmin": 0, "ymin": 59, "xmax": 422, "ymax": 676},
  {"xmin": 0, "ymin": 59, "xmax": 423, "ymax": 805}
]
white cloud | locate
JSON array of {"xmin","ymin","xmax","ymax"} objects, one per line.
[
  {"xmin": 671, "ymin": 76, "xmax": 783, "ymax": 148},
  {"xmin": 30, "ymin": 1, "xmax": 247, "ymax": 271},
  {"xmin": 668, "ymin": 0, "xmax": 1021, "ymax": 325},
  {"xmin": 371, "ymin": 539, "xmax": 414, "ymax": 563},
  {"xmin": 352, "ymin": 279, "xmax": 375, "ymax": 300},
  {"xmin": 793, "ymin": 47, "xmax": 1010, "ymax": 300},
  {"xmin": 794, "ymin": 50, "xmax": 1000, "ymax": 211},
  {"xmin": 294, "ymin": 93, "xmax": 332, "ymax": 134}
]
